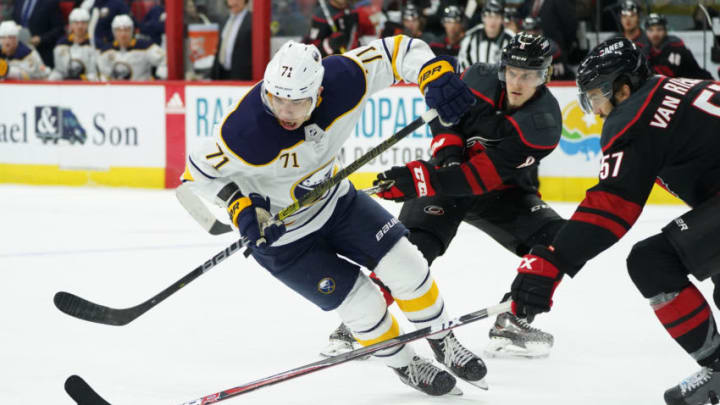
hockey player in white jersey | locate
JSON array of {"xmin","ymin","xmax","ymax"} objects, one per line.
[
  {"xmin": 181, "ymin": 37, "xmax": 488, "ymax": 396},
  {"xmin": 50, "ymin": 8, "xmax": 99, "ymax": 81},
  {"xmin": 0, "ymin": 21, "xmax": 48, "ymax": 80},
  {"xmin": 97, "ymin": 15, "xmax": 166, "ymax": 81}
]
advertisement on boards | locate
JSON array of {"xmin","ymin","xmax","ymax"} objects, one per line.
[{"xmin": 0, "ymin": 84, "xmax": 165, "ymax": 170}]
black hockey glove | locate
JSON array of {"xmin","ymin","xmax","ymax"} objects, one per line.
[
  {"xmin": 227, "ymin": 191, "xmax": 286, "ymax": 248},
  {"xmin": 323, "ymin": 30, "xmax": 350, "ymax": 55},
  {"xmin": 510, "ymin": 246, "xmax": 565, "ymax": 318},
  {"xmin": 418, "ymin": 55, "xmax": 475, "ymax": 126},
  {"xmin": 374, "ymin": 160, "xmax": 436, "ymax": 202}
]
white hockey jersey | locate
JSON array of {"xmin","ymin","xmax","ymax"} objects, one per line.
[
  {"xmin": 50, "ymin": 34, "xmax": 99, "ymax": 81},
  {"xmin": 0, "ymin": 42, "xmax": 48, "ymax": 80},
  {"xmin": 182, "ymin": 35, "xmax": 436, "ymax": 246},
  {"xmin": 97, "ymin": 38, "xmax": 166, "ymax": 81}
]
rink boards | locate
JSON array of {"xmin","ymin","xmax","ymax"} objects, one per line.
[{"xmin": 0, "ymin": 81, "xmax": 679, "ymax": 204}]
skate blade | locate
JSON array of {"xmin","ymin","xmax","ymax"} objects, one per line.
[
  {"xmin": 484, "ymin": 338, "xmax": 551, "ymax": 359},
  {"xmin": 448, "ymin": 386, "xmax": 463, "ymax": 396},
  {"xmin": 319, "ymin": 342, "xmax": 370, "ymax": 360},
  {"xmin": 463, "ymin": 377, "xmax": 488, "ymax": 390}
]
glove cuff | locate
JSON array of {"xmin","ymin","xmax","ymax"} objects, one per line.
[
  {"xmin": 418, "ymin": 55, "xmax": 457, "ymax": 94},
  {"xmin": 518, "ymin": 247, "xmax": 562, "ymax": 279},
  {"xmin": 227, "ymin": 191, "xmax": 252, "ymax": 227}
]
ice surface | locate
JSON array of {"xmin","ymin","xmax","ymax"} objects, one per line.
[{"xmin": 0, "ymin": 185, "xmax": 705, "ymax": 404}]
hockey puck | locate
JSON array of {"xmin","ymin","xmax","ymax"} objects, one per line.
[{"xmin": 64, "ymin": 375, "xmax": 112, "ymax": 405}]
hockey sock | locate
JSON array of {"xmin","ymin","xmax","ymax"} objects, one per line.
[
  {"xmin": 370, "ymin": 271, "xmax": 395, "ymax": 306},
  {"xmin": 652, "ymin": 284, "xmax": 720, "ymax": 366}
]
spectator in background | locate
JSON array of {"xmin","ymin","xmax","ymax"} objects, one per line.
[
  {"xmin": 194, "ymin": 0, "xmax": 228, "ymax": 25},
  {"xmin": 1, "ymin": 0, "xmax": 14, "ymax": 22},
  {"xmin": 429, "ymin": 5, "xmax": 464, "ymax": 57},
  {"xmin": 97, "ymin": 14, "xmax": 166, "ymax": 80},
  {"xmin": 139, "ymin": 0, "xmax": 165, "ymax": 46},
  {"xmin": 0, "ymin": 20, "xmax": 48, "ymax": 79},
  {"xmin": 645, "ymin": 13, "xmax": 713, "ymax": 80},
  {"xmin": 302, "ymin": 0, "xmax": 363, "ymax": 57},
  {"xmin": 517, "ymin": 0, "xmax": 576, "ymax": 54},
  {"xmin": 615, "ymin": 0, "xmax": 649, "ymax": 57},
  {"xmin": 457, "ymin": 0, "xmax": 513, "ymax": 71},
  {"xmin": 50, "ymin": 8, "xmax": 98, "ymax": 80},
  {"xmin": 521, "ymin": 16, "xmax": 574, "ymax": 80},
  {"xmin": 80, "ymin": 0, "xmax": 131, "ymax": 49},
  {"xmin": 401, "ymin": 3, "xmax": 425, "ymax": 39},
  {"xmin": 209, "ymin": 0, "xmax": 251, "ymax": 80},
  {"xmin": 12, "ymin": 0, "xmax": 63, "ymax": 67},
  {"xmin": 504, "ymin": 6, "xmax": 520, "ymax": 33}
]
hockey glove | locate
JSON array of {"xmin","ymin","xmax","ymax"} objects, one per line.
[
  {"xmin": 323, "ymin": 31, "xmax": 349, "ymax": 55},
  {"xmin": 227, "ymin": 191, "xmax": 286, "ymax": 248},
  {"xmin": 510, "ymin": 245, "xmax": 565, "ymax": 318},
  {"xmin": 374, "ymin": 160, "xmax": 436, "ymax": 202},
  {"xmin": 418, "ymin": 55, "xmax": 475, "ymax": 127},
  {"xmin": 430, "ymin": 133, "xmax": 464, "ymax": 167}
]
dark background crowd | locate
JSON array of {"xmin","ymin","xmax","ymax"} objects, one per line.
[{"xmin": 1, "ymin": 0, "xmax": 720, "ymax": 81}]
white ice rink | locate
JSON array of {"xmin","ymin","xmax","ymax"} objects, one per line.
[{"xmin": 0, "ymin": 185, "xmax": 709, "ymax": 404}]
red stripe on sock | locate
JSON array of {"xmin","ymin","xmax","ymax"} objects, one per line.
[{"xmin": 655, "ymin": 286, "xmax": 706, "ymax": 325}]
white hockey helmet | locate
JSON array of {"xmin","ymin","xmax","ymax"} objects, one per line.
[
  {"xmin": 111, "ymin": 14, "xmax": 134, "ymax": 31},
  {"xmin": 0, "ymin": 21, "xmax": 20, "ymax": 37},
  {"xmin": 69, "ymin": 8, "xmax": 90, "ymax": 23},
  {"xmin": 261, "ymin": 41, "xmax": 324, "ymax": 119}
]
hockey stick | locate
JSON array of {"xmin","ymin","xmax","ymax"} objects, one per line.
[
  {"xmin": 64, "ymin": 301, "xmax": 511, "ymax": 404},
  {"xmin": 54, "ymin": 109, "xmax": 438, "ymax": 326},
  {"xmin": 318, "ymin": 0, "xmax": 346, "ymax": 53},
  {"xmin": 176, "ymin": 180, "xmax": 393, "ymax": 237},
  {"xmin": 175, "ymin": 182, "xmax": 234, "ymax": 235}
]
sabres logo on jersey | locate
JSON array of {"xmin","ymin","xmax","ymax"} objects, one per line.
[
  {"xmin": 317, "ymin": 277, "xmax": 336, "ymax": 294},
  {"xmin": 291, "ymin": 159, "xmax": 339, "ymax": 204}
]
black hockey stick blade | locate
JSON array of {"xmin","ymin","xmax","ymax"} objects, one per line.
[
  {"xmin": 54, "ymin": 240, "xmax": 245, "ymax": 326},
  {"xmin": 177, "ymin": 301, "xmax": 512, "ymax": 404},
  {"xmin": 65, "ymin": 375, "xmax": 111, "ymax": 405}
]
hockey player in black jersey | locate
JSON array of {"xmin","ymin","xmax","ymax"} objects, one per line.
[
  {"xmin": 372, "ymin": 33, "xmax": 565, "ymax": 359},
  {"xmin": 617, "ymin": 0, "xmax": 650, "ymax": 58},
  {"xmin": 645, "ymin": 13, "xmax": 713, "ymax": 80},
  {"xmin": 509, "ymin": 37, "xmax": 720, "ymax": 405}
]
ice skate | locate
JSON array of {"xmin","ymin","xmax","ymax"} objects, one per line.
[
  {"xmin": 485, "ymin": 312, "xmax": 554, "ymax": 359},
  {"xmin": 428, "ymin": 331, "xmax": 489, "ymax": 390},
  {"xmin": 391, "ymin": 356, "xmax": 463, "ymax": 396},
  {"xmin": 665, "ymin": 363, "xmax": 720, "ymax": 405},
  {"xmin": 319, "ymin": 323, "xmax": 368, "ymax": 359}
]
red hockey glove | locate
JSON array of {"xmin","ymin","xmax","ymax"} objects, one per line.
[
  {"xmin": 510, "ymin": 246, "xmax": 565, "ymax": 318},
  {"xmin": 418, "ymin": 56, "xmax": 475, "ymax": 126},
  {"xmin": 430, "ymin": 133, "xmax": 464, "ymax": 167},
  {"xmin": 374, "ymin": 160, "xmax": 437, "ymax": 202}
]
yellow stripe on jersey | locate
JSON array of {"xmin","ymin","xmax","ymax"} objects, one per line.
[
  {"xmin": 418, "ymin": 59, "xmax": 454, "ymax": 95},
  {"xmin": 326, "ymin": 56, "xmax": 368, "ymax": 131},
  {"xmin": 181, "ymin": 164, "xmax": 194, "ymax": 182},
  {"xmin": 395, "ymin": 280, "xmax": 440, "ymax": 313},
  {"xmin": 354, "ymin": 314, "xmax": 401, "ymax": 347},
  {"xmin": 390, "ymin": 36, "xmax": 404, "ymax": 82}
]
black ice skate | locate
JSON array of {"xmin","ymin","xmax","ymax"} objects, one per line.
[
  {"xmin": 485, "ymin": 312, "xmax": 554, "ymax": 359},
  {"xmin": 391, "ymin": 356, "xmax": 462, "ymax": 396},
  {"xmin": 428, "ymin": 331, "xmax": 488, "ymax": 390},
  {"xmin": 665, "ymin": 363, "xmax": 720, "ymax": 405},
  {"xmin": 319, "ymin": 323, "xmax": 368, "ymax": 359}
]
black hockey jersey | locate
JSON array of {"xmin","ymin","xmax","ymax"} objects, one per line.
[
  {"xmin": 427, "ymin": 63, "xmax": 562, "ymax": 197},
  {"xmin": 302, "ymin": 3, "xmax": 360, "ymax": 57},
  {"xmin": 552, "ymin": 76, "xmax": 720, "ymax": 276},
  {"xmin": 648, "ymin": 35, "xmax": 713, "ymax": 80}
]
